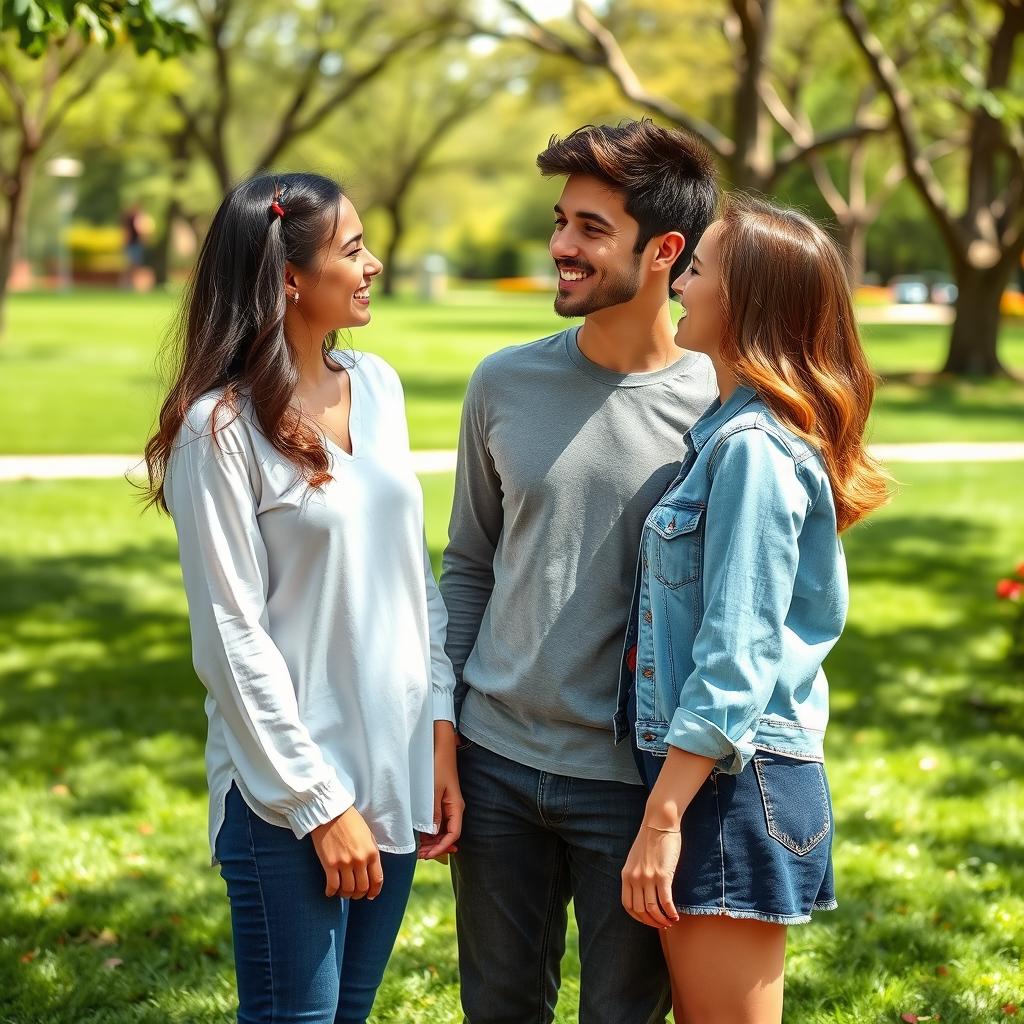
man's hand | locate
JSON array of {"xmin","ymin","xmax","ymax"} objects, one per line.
[{"xmin": 418, "ymin": 721, "xmax": 464, "ymax": 862}]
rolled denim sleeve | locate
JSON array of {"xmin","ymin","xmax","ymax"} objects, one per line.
[{"xmin": 666, "ymin": 427, "xmax": 812, "ymax": 773}]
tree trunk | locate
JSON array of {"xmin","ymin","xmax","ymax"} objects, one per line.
[
  {"xmin": 151, "ymin": 196, "xmax": 182, "ymax": 288},
  {"xmin": 838, "ymin": 217, "xmax": 868, "ymax": 289},
  {"xmin": 152, "ymin": 130, "xmax": 191, "ymax": 287},
  {"xmin": 942, "ymin": 258, "xmax": 1015, "ymax": 376},
  {"xmin": 729, "ymin": 0, "xmax": 775, "ymax": 192},
  {"xmin": 0, "ymin": 141, "xmax": 39, "ymax": 337},
  {"xmin": 381, "ymin": 202, "xmax": 404, "ymax": 297}
]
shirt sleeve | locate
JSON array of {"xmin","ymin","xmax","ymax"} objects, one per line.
[
  {"xmin": 423, "ymin": 540, "xmax": 457, "ymax": 724},
  {"xmin": 665, "ymin": 427, "xmax": 813, "ymax": 773},
  {"xmin": 166, "ymin": 406, "xmax": 354, "ymax": 836},
  {"xmin": 378, "ymin": 352, "xmax": 457, "ymax": 724},
  {"xmin": 439, "ymin": 361, "xmax": 503, "ymax": 718}
]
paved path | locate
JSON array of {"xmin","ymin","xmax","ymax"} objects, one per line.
[{"xmin": 1, "ymin": 443, "xmax": 1023, "ymax": 482}]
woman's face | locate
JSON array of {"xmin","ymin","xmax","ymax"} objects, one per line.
[
  {"xmin": 671, "ymin": 219, "xmax": 725, "ymax": 359},
  {"xmin": 291, "ymin": 197, "xmax": 382, "ymax": 332}
]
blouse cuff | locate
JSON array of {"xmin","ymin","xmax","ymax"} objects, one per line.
[
  {"xmin": 432, "ymin": 685, "xmax": 456, "ymax": 725},
  {"xmin": 285, "ymin": 778, "xmax": 355, "ymax": 838}
]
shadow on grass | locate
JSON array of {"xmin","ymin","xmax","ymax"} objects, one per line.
[
  {"xmin": 0, "ymin": 852, "xmax": 234, "ymax": 1024},
  {"xmin": 0, "ymin": 541, "xmax": 203, "ymax": 787},
  {"xmin": 1, "ymin": 489, "xmax": 1021, "ymax": 1021},
  {"xmin": 831, "ymin": 514, "xmax": 1022, "ymax": 748},
  {"xmin": 872, "ymin": 377, "xmax": 1024, "ymax": 418}
]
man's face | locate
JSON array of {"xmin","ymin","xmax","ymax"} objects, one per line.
[{"xmin": 549, "ymin": 175, "xmax": 643, "ymax": 318}]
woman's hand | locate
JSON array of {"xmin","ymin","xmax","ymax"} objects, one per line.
[
  {"xmin": 311, "ymin": 806, "xmax": 382, "ymax": 900},
  {"xmin": 418, "ymin": 721, "xmax": 464, "ymax": 862},
  {"xmin": 621, "ymin": 822, "xmax": 682, "ymax": 929}
]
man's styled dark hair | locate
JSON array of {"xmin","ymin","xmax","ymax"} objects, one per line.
[{"xmin": 536, "ymin": 118, "xmax": 719, "ymax": 281}]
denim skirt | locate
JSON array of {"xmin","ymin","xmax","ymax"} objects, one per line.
[{"xmin": 628, "ymin": 696, "xmax": 837, "ymax": 925}]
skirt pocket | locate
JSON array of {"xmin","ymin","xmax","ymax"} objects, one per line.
[{"xmin": 754, "ymin": 758, "xmax": 831, "ymax": 856}]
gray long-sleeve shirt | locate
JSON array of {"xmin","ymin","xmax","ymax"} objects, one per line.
[{"xmin": 440, "ymin": 327, "xmax": 717, "ymax": 784}]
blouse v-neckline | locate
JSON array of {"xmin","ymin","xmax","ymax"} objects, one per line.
[{"xmin": 319, "ymin": 356, "xmax": 360, "ymax": 461}]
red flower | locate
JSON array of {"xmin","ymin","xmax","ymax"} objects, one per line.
[
  {"xmin": 996, "ymin": 579, "xmax": 1023, "ymax": 600},
  {"xmin": 1016, "ymin": 561, "xmax": 1024, "ymax": 578}
]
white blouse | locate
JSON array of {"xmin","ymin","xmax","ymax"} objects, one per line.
[{"xmin": 166, "ymin": 350, "xmax": 456, "ymax": 858}]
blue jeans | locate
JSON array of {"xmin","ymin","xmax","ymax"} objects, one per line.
[
  {"xmin": 451, "ymin": 740, "xmax": 671, "ymax": 1024},
  {"xmin": 215, "ymin": 783, "xmax": 417, "ymax": 1024}
]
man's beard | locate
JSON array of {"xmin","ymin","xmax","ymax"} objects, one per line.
[{"xmin": 553, "ymin": 253, "xmax": 642, "ymax": 318}]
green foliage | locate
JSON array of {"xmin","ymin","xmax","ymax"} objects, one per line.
[{"xmin": 0, "ymin": 0, "xmax": 197, "ymax": 58}]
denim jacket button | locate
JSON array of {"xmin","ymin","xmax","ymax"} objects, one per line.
[
  {"xmin": 641, "ymin": 667, "xmax": 654, "ymax": 679},
  {"xmin": 642, "ymin": 732, "xmax": 656, "ymax": 742},
  {"xmin": 643, "ymin": 609, "xmax": 652, "ymax": 624}
]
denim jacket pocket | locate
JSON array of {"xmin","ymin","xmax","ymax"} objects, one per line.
[
  {"xmin": 754, "ymin": 758, "xmax": 831, "ymax": 856},
  {"xmin": 649, "ymin": 502, "xmax": 704, "ymax": 589}
]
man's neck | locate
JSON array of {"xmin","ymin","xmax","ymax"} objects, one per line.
[{"xmin": 576, "ymin": 292, "xmax": 683, "ymax": 374}]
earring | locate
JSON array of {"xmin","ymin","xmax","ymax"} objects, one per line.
[{"xmin": 291, "ymin": 291, "xmax": 299, "ymax": 304}]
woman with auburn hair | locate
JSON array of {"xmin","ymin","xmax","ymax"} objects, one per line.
[
  {"xmin": 144, "ymin": 171, "xmax": 462, "ymax": 1024},
  {"xmin": 615, "ymin": 194, "xmax": 888, "ymax": 1022}
]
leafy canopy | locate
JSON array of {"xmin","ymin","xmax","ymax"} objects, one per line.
[{"xmin": 1, "ymin": 0, "xmax": 197, "ymax": 58}]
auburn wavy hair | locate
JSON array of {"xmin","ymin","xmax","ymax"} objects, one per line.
[
  {"xmin": 144, "ymin": 172, "xmax": 344, "ymax": 512},
  {"xmin": 716, "ymin": 195, "xmax": 890, "ymax": 531}
]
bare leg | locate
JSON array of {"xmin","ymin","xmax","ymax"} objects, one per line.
[
  {"xmin": 661, "ymin": 915, "xmax": 787, "ymax": 1024},
  {"xmin": 658, "ymin": 931, "xmax": 684, "ymax": 1019}
]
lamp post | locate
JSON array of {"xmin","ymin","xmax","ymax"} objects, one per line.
[{"xmin": 45, "ymin": 157, "xmax": 83, "ymax": 292}]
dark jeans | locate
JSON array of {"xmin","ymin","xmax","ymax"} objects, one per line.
[
  {"xmin": 451, "ymin": 740, "xmax": 671, "ymax": 1024},
  {"xmin": 215, "ymin": 783, "xmax": 417, "ymax": 1024}
]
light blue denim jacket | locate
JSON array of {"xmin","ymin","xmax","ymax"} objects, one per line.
[{"xmin": 613, "ymin": 386, "xmax": 848, "ymax": 772}]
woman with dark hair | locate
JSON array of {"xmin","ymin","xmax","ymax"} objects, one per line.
[
  {"xmin": 615, "ymin": 195, "xmax": 889, "ymax": 1022},
  {"xmin": 145, "ymin": 172, "xmax": 462, "ymax": 1024}
]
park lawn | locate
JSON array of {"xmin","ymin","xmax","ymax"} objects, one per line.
[
  {"xmin": 0, "ymin": 466, "xmax": 1022, "ymax": 1023},
  {"xmin": 0, "ymin": 290, "xmax": 1022, "ymax": 453}
]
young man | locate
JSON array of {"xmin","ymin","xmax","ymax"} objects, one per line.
[{"xmin": 440, "ymin": 120, "xmax": 720, "ymax": 1024}]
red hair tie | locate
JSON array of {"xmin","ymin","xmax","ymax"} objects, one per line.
[{"xmin": 270, "ymin": 201, "xmax": 286, "ymax": 219}]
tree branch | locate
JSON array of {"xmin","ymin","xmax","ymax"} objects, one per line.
[
  {"xmin": 267, "ymin": 20, "xmax": 447, "ymax": 162},
  {"xmin": 41, "ymin": 59, "xmax": 112, "ymax": 144},
  {"xmin": 570, "ymin": 0, "xmax": 735, "ymax": 159},
  {"xmin": 773, "ymin": 118, "xmax": 889, "ymax": 183},
  {"xmin": 837, "ymin": 0, "xmax": 965, "ymax": 257},
  {"xmin": 965, "ymin": 0, "xmax": 1024, "ymax": 225}
]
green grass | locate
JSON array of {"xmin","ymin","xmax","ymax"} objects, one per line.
[
  {"xmin": 1, "ymin": 290, "xmax": 1022, "ymax": 453},
  {"xmin": 1, "ymin": 467, "xmax": 1021, "ymax": 1023}
]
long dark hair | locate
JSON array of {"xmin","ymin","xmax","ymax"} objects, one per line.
[
  {"xmin": 144, "ymin": 172, "xmax": 344, "ymax": 511},
  {"xmin": 716, "ymin": 194, "xmax": 890, "ymax": 532}
]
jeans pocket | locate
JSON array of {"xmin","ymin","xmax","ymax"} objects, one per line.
[
  {"xmin": 754, "ymin": 758, "xmax": 831, "ymax": 856},
  {"xmin": 456, "ymin": 735, "xmax": 477, "ymax": 754}
]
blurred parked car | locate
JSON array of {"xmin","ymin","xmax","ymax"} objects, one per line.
[
  {"xmin": 890, "ymin": 276, "xmax": 930, "ymax": 304},
  {"xmin": 889, "ymin": 272, "xmax": 959, "ymax": 305}
]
